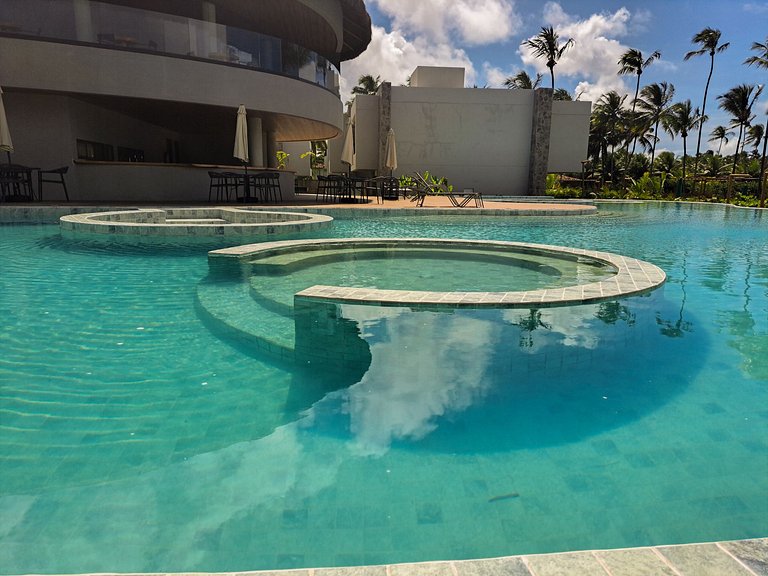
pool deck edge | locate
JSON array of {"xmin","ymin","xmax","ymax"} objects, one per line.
[{"xmin": 19, "ymin": 537, "xmax": 768, "ymax": 575}]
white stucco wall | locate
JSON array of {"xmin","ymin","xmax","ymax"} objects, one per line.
[
  {"xmin": 387, "ymin": 87, "xmax": 535, "ymax": 195},
  {"xmin": 409, "ymin": 67, "xmax": 465, "ymax": 88},
  {"xmin": 350, "ymin": 82, "xmax": 591, "ymax": 195},
  {"xmin": 349, "ymin": 95, "xmax": 379, "ymax": 173}
]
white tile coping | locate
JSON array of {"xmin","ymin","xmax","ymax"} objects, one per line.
[
  {"xmin": 59, "ymin": 207, "xmax": 333, "ymax": 236},
  {"xmin": 209, "ymin": 238, "xmax": 666, "ymax": 308}
]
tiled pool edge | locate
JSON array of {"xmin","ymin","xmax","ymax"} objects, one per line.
[
  {"xmin": 20, "ymin": 538, "xmax": 768, "ymax": 575},
  {"xmin": 210, "ymin": 238, "xmax": 666, "ymax": 309},
  {"xmin": 59, "ymin": 208, "xmax": 333, "ymax": 236},
  {"xmin": 0, "ymin": 204, "xmax": 596, "ymax": 224}
]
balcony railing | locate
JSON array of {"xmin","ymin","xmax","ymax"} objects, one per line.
[{"xmin": 0, "ymin": 0, "xmax": 341, "ymax": 94}]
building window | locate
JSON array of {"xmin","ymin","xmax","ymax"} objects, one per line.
[
  {"xmin": 117, "ymin": 146, "xmax": 145, "ymax": 162},
  {"xmin": 77, "ymin": 139, "xmax": 114, "ymax": 161}
]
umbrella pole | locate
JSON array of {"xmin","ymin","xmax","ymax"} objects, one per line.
[{"xmin": 5, "ymin": 151, "xmax": 10, "ymax": 164}]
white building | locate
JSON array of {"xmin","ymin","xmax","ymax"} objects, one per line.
[
  {"xmin": 0, "ymin": 0, "xmax": 371, "ymax": 201},
  {"xmin": 339, "ymin": 66, "xmax": 591, "ymax": 196}
]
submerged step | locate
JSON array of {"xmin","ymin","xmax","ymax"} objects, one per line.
[{"xmin": 195, "ymin": 280, "xmax": 295, "ymax": 362}]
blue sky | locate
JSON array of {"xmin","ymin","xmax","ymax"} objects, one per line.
[{"xmin": 342, "ymin": 0, "xmax": 768, "ymax": 155}]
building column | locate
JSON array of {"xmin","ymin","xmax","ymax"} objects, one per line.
[
  {"xmin": 73, "ymin": 0, "xmax": 94, "ymax": 43},
  {"xmin": 201, "ymin": 1, "xmax": 220, "ymax": 58},
  {"xmin": 377, "ymin": 82, "xmax": 392, "ymax": 176},
  {"xmin": 248, "ymin": 117, "xmax": 263, "ymax": 167},
  {"xmin": 527, "ymin": 88, "xmax": 553, "ymax": 196},
  {"xmin": 266, "ymin": 130, "xmax": 278, "ymax": 168}
]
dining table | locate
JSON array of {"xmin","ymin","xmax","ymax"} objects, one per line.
[{"xmin": 0, "ymin": 164, "xmax": 38, "ymax": 201}]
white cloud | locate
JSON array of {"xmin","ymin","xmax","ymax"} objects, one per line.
[
  {"xmin": 340, "ymin": 25, "xmax": 475, "ymax": 102},
  {"xmin": 519, "ymin": 2, "xmax": 667, "ymax": 103},
  {"xmin": 370, "ymin": 0, "xmax": 521, "ymax": 46},
  {"xmin": 483, "ymin": 62, "xmax": 516, "ymax": 88},
  {"xmin": 743, "ymin": 2, "xmax": 768, "ymax": 13}
]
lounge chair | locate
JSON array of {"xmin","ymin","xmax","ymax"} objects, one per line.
[{"xmin": 410, "ymin": 172, "xmax": 483, "ymax": 207}]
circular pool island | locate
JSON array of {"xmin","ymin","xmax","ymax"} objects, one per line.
[{"xmin": 60, "ymin": 207, "xmax": 333, "ymax": 236}]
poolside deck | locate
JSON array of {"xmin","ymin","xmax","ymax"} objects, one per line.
[{"xmin": 0, "ymin": 197, "xmax": 596, "ymax": 224}]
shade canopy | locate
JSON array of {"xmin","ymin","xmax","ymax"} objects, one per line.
[
  {"xmin": 233, "ymin": 104, "xmax": 249, "ymax": 164},
  {"xmin": 340, "ymin": 122, "xmax": 354, "ymax": 166},
  {"xmin": 0, "ymin": 86, "xmax": 14, "ymax": 155},
  {"xmin": 384, "ymin": 128, "xmax": 397, "ymax": 172}
]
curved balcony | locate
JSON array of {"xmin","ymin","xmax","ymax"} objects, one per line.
[{"xmin": 0, "ymin": 0, "xmax": 341, "ymax": 94}]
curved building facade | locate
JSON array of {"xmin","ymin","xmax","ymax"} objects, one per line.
[{"xmin": 0, "ymin": 0, "xmax": 371, "ymax": 200}]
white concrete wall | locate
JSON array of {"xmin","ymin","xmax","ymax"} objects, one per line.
[
  {"xmin": 281, "ymin": 142, "xmax": 313, "ymax": 176},
  {"xmin": 349, "ymin": 83, "xmax": 591, "ymax": 195},
  {"xmin": 387, "ymin": 86, "xmax": 535, "ymax": 195},
  {"xmin": 410, "ymin": 67, "xmax": 465, "ymax": 88},
  {"xmin": 349, "ymin": 95, "xmax": 379, "ymax": 172},
  {"xmin": 549, "ymin": 100, "xmax": 591, "ymax": 173}
]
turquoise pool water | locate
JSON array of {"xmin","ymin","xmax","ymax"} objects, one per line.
[{"xmin": 0, "ymin": 202, "xmax": 766, "ymax": 573}]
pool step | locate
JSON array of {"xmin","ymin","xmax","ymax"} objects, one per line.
[
  {"xmin": 195, "ymin": 280, "xmax": 295, "ymax": 363},
  {"xmin": 165, "ymin": 218, "xmax": 229, "ymax": 224}
]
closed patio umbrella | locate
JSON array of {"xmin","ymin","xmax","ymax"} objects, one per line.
[
  {"xmin": 0, "ymin": 86, "xmax": 14, "ymax": 163},
  {"xmin": 384, "ymin": 128, "xmax": 397, "ymax": 176},
  {"xmin": 340, "ymin": 122, "xmax": 354, "ymax": 173},
  {"xmin": 233, "ymin": 104, "xmax": 249, "ymax": 166}
]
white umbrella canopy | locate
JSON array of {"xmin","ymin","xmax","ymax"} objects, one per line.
[
  {"xmin": 0, "ymin": 86, "xmax": 14, "ymax": 162},
  {"xmin": 233, "ymin": 104, "xmax": 248, "ymax": 165},
  {"xmin": 384, "ymin": 128, "xmax": 397, "ymax": 175},
  {"xmin": 340, "ymin": 122, "xmax": 354, "ymax": 169}
]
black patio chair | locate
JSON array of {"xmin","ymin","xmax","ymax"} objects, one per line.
[{"xmin": 38, "ymin": 166, "xmax": 70, "ymax": 201}]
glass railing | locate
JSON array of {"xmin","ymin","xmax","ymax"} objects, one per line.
[{"xmin": 0, "ymin": 0, "xmax": 341, "ymax": 94}]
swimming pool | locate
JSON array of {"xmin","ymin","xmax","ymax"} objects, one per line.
[{"xmin": 0, "ymin": 202, "xmax": 766, "ymax": 573}]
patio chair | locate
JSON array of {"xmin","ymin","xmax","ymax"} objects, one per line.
[
  {"xmin": 317, "ymin": 174, "xmax": 344, "ymax": 202},
  {"xmin": 38, "ymin": 166, "xmax": 70, "ymax": 201},
  {"xmin": 411, "ymin": 172, "xmax": 482, "ymax": 207}
]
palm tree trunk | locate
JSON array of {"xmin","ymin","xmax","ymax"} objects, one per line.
[
  {"xmin": 758, "ymin": 118, "xmax": 767, "ymax": 207},
  {"xmin": 681, "ymin": 137, "xmax": 687, "ymax": 196},
  {"xmin": 549, "ymin": 66, "xmax": 555, "ymax": 90},
  {"xmin": 629, "ymin": 75, "xmax": 640, "ymax": 155},
  {"xmin": 650, "ymin": 119, "xmax": 660, "ymax": 168},
  {"xmin": 692, "ymin": 54, "xmax": 716, "ymax": 192},
  {"xmin": 732, "ymin": 124, "xmax": 743, "ymax": 175}
]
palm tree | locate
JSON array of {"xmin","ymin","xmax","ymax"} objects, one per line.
[
  {"xmin": 553, "ymin": 88, "xmax": 573, "ymax": 101},
  {"xmin": 708, "ymin": 125, "xmax": 734, "ymax": 154},
  {"xmin": 618, "ymin": 48, "xmax": 661, "ymax": 154},
  {"xmin": 635, "ymin": 82, "xmax": 675, "ymax": 168},
  {"xmin": 663, "ymin": 100, "xmax": 705, "ymax": 194},
  {"xmin": 746, "ymin": 124, "xmax": 765, "ymax": 158},
  {"xmin": 744, "ymin": 36, "xmax": 768, "ymax": 207},
  {"xmin": 593, "ymin": 91, "xmax": 628, "ymax": 182},
  {"xmin": 504, "ymin": 71, "xmax": 542, "ymax": 89},
  {"xmin": 744, "ymin": 36, "xmax": 768, "ymax": 68},
  {"xmin": 717, "ymin": 84, "xmax": 764, "ymax": 174},
  {"xmin": 684, "ymin": 28, "xmax": 729, "ymax": 183},
  {"xmin": 351, "ymin": 74, "xmax": 382, "ymax": 95},
  {"xmin": 521, "ymin": 26, "xmax": 574, "ymax": 90}
]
